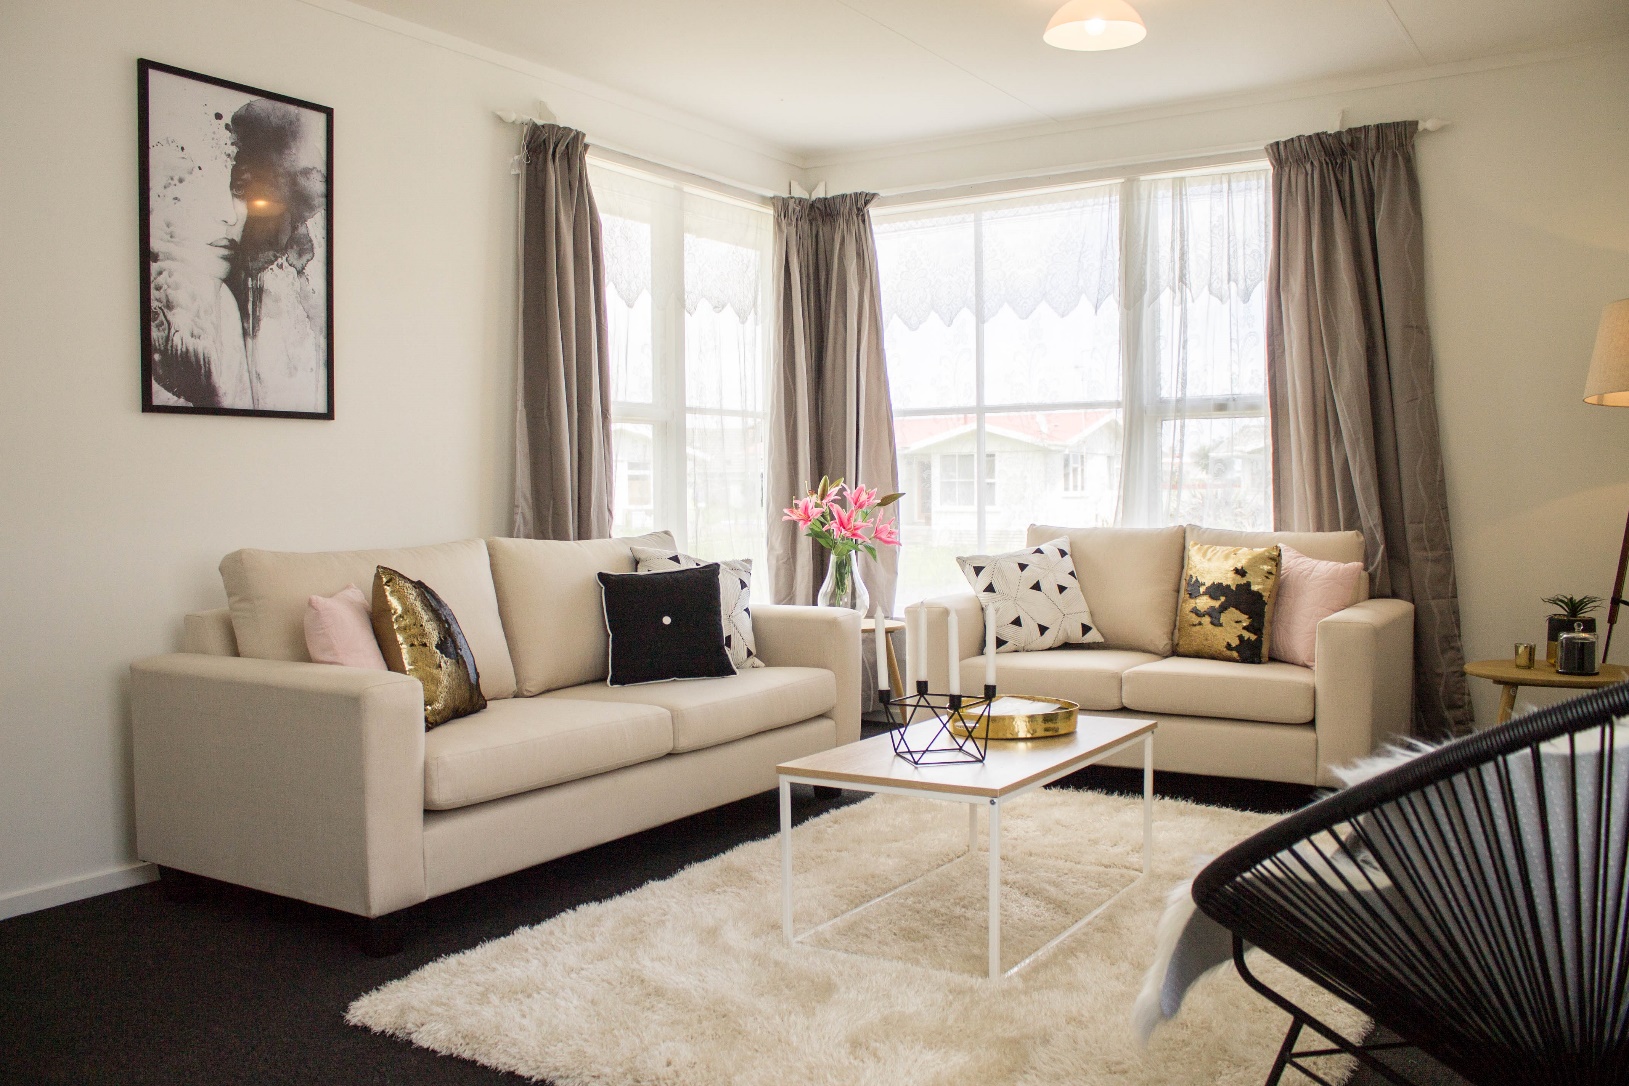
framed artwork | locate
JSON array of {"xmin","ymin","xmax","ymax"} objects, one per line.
[{"xmin": 138, "ymin": 59, "xmax": 334, "ymax": 418}]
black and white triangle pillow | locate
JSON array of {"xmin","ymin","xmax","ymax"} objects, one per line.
[
  {"xmin": 631, "ymin": 546, "xmax": 763, "ymax": 670},
  {"xmin": 955, "ymin": 538, "xmax": 1103, "ymax": 653}
]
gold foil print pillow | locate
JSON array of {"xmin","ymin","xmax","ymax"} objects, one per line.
[
  {"xmin": 1174, "ymin": 543, "xmax": 1281, "ymax": 665},
  {"xmin": 371, "ymin": 566, "xmax": 486, "ymax": 728}
]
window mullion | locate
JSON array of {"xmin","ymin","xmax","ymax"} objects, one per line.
[
  {"xmin": 972, "ymin": 212, "xmax": 987, "ymax": 551},
  {"xmin": 654, "ymin": 194, "xmax": 688, "ymax": 550}
]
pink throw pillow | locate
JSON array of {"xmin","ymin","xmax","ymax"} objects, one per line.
[
  {"xmin": 1270, "ymin": 545, "xmax": 1364, "ymax": 668},
  {"xmin": 304, "ymin": 585, "xmax": 389, "ymax": 670}
]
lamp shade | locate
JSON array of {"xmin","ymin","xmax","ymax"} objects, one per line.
[
  {"xmin": 1044, "ymin": 0, "xmax": 1147, "ymax": 51},
  {"xmin": 1584, "ymin": 298, "xmax": 1629, "ymax": 407}
]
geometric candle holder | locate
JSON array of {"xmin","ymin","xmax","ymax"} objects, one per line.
[{"xmin": 879, "ymin": 681, "xmax": 996, "ymax": 766}]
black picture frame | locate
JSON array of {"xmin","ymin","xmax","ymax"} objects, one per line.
[{"xmin": 138, "ymin": 59, "xmax": 334, "ymax": 419}]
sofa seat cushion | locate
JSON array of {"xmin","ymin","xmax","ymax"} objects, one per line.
[
  {"xmin": 422, "ymin": 697, "xmax": 673, "ymax": 811},
  {"xmin": 541, "ymin": 666, "xmax": 836, "ymax": 753},
  {"xmin": 956, "ymin": 648, "xmax": 1161, "ymax": 711},
  {"xmin": 1121, "ymin": 656, "xmax": 1315, "ymax": 724}
]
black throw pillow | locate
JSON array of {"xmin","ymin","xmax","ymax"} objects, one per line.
[{"xmin": 598, "ymin": 563, "xmax": 735, "ymax": 686}]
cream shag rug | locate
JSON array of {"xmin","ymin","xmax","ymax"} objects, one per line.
[{"xmin": 349, "ymin": 789, "xmax": 1364, "ymax": 1085}]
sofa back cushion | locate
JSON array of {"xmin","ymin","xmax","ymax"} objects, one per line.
[
  {"xmin": 1026, "ymin": 524, "xmax": 1186, "ymax": 655},
  {"xmin": 1184, "ymin": 526, "xmax": 1369, "ymax": 604},
  {"xmin": 219, "ymin": 539, "xmax": 517, "ymax": 700},
  {"xmin": 487, "ymin": 531, "xmax": 675, "ymax": 696}
]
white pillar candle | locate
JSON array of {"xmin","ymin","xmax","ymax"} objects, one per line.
[
  {"xmin": 873, "ymin": 605, "xmax": 888, "ymax": 696},
  {"xmin": 903, "ymin": 607, "xmax": 915, "ymax": 691},
  {"xmin": 984, "ymin": 603, "xmax": 997, "ymax": 691},
  {"xmin": 946, "ymin": 607, "xmax": 960, "ymax": 695}
]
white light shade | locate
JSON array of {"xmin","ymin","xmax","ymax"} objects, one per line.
[
  {"xmin": 1584, "ymin": 299, "xmax": 1629, "ymax": 407},
  {"xmin": 1044, "ymin": 0, "xmax": 1146, "ymax": 51}
]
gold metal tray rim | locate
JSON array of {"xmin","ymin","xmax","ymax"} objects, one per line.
[{"xmin": 946, "ymin": 695, "xmax": 1080, "ymax": 740}]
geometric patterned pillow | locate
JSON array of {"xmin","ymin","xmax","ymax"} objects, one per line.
[
  {"xmin": 631, "ymin": 546, "xmax": 763, "ymax": 670},
  {"xmin": 1174, "ymin": 543, "xmax": 1281, "ymax": 665},
  {"xmin": 955, "ymin": 538, "xmax": 1104, "ymax": 653}
]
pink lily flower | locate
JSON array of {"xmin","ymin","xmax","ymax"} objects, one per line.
[
  {"xmin": 782, "ymin": 496, "xmax": 819, "ymax": 527},
  {"xmin": 870, "ymin": 518, "xmax": 901, "ymax": 547},
  {"xmin": 827, "ymin": 503, "xmax": 866, "ymax": 541},
  {"xmin": 848, "ymin": 484, "xmax": 879, "ymax": 511}
]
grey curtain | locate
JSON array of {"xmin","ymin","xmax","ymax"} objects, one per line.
[
  {"xmin": 1266, "ymin": 121, "xmax": 1471, "ymax": 736},
  {"xmin": 512, "ymin": 123, "xmax": 614, "ymax": 540},
  {"xmin": 766, "ymin": 193, "xmax": 899, "ymax": 615}
]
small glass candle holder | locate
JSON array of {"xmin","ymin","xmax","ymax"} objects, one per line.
[{"xmin": 1514, "ymin": 642, "xmax": 1536, "ymax": 669}]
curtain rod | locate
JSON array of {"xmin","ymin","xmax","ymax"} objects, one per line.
[{"xmin": 495, "ymin": 108, "xmax": 781, "ymax": 202}]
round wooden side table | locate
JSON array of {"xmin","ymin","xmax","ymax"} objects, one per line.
[{"xmin": 1463, "ymin": 658, "xmax": 1629, "ymax": 725}]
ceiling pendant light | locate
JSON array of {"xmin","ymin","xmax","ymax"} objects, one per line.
[{"xmin": 1044, "ymin": 0, "xmax": 1147, "ymax": 50}]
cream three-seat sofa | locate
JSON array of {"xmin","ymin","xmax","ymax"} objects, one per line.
[
  {"xmin": 906, "ymin": 525, "xmax": 1414, "ymax": 788},
  {"xmin": 129, "ymin": 533, "xmax": 858, "ymax": 938}
]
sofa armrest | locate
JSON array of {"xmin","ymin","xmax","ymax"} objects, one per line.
[
  {"xmin": 904, "ymin": 594, "xmax": 986, "ymax": 694},
  {"xmin": 130, "ymin": 654, "xmax": 428, "ymax": 918},
  {"xmin": 750, "ymin": 605, "xmax": 862, "ymax": 745},
  {"xmin": 1313, "ymin": 598, "xmax": 1415, "ymax": 787}
]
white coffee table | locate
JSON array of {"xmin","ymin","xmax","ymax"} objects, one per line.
[{"xmin": 777, "ymin": 714, "xmax": 1156, "ymax": 980}]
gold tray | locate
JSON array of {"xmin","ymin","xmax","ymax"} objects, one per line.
[{"xmin": 946, "ymin": 695, "xmax": 1079, "ymax": 740}]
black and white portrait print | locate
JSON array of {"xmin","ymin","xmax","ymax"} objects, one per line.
[{"xmin": 139, "ymin": 61, "xmax": 333, "ymax": 418}]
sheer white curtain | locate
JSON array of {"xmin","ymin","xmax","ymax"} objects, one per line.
[
  {"xmin": 590, "ymin": 161, "xmax": 773, "ymax": 567},
  {"xmin": 874, "ymin": 166, "xmax": 1270, "ymax": 607},
  {"xmin": 1120, "ymin": 167, "xmax": 1271, "ymax": 529}
]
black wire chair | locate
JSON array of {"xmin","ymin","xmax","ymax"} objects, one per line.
[{"xmin": 1192, "ymin": 682, "xmax": 1629, "ymax": 1086}]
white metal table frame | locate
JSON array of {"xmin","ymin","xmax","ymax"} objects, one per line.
[{"xmin": 778, "ymin": 731, "xmax": 1154, "ymax": 981}]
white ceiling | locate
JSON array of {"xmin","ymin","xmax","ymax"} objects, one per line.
[{"xmin": 352, "ymin": 0, "xmax": 1629, "ymax": 159}]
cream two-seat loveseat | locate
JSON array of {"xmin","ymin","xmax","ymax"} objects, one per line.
[
  {"xmin": 129, "ymin": 532, "xmax": 858, "ymax": 941},
  {"xmin": 906, "ymin": 525, "xmax": 1414, "ymax": 788}
]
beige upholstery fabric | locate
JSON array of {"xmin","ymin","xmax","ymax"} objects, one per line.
[
  {"xmin": 487, "ymin": 531, "xmax": 675, "ymax": 696},
  {"xmin": 130, "ymin": 654, "xmax": 427, "ymax": 918},
  {"xmin": 1027, "ymin": 525, "xmax": 1185, "ymax": 655},
  {"xmin": 1313, "ymin": 598, "xmax": 1415, "ymax": 786},
  {"xmin": 542, "ymin": 667, "xmax": 835, "ymax": 754},
  {"xmin": 1122, "ymin": 657, "xmax": 1315, "ymax": 725},
  {"xmin": 1185, "ymin": 526, "xmax": 1370, "ymax": 604},
  {"xmin": 423, "ymin": 717, "xmax": 836, "ymax": 899},
  {"xmin": 219, "ymin": 540, "xmax": 517, "ymax": 701},
  {"xmin": 1086, "ymin": 710, "xmax": 1319, "ymax": 785},
  {"xmin": 423, "ymin": 697, "xmax": 672, "ymax": 811},
  {"xmin": 955, "ymin": 648, "xmax": 1161, "ymax": 712},
  {"xmin": 749, "ymin": 604, "xmax": 863, "ymax": 746},
  {"xmin": 183, "ymin": 608, "xmax": 238, "ymax": 656}
]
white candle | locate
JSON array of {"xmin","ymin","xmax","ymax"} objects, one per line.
[
  {"xmin": 984, "ymin": 604, "xmax": 997, "ymax": 691},
  {"xmin": 946, "ymin": 607, "xmax": 960, "ymax": 695},
  {"xmin": 903, "ymin": 607, "xmax": 915, "ymax": 690},
  {"xmin": 873, "ymin": 605, "xmax": 888, "ymax": 697}
]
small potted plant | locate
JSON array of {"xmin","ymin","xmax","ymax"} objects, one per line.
[
  {"xmin": 1542, "ymin": 594, "xmax": 1603, "ymax": 665},
  {"xmin": 783, "ymin": 477, "xmax": 902, "ymax": 612}
]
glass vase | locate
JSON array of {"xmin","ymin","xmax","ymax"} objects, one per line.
[{"xmin": 817, "ymin": 551, "xmax": 870, "ymax": 613}]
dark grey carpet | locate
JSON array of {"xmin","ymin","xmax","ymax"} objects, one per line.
[{"xmin": 0, "ymin": 755, "xmax": 1458, "ymax": 1086}]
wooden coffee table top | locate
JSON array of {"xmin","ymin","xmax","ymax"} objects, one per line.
[{"xmin": 778, "ymin": 714, "xmax": 1155, "ymax": 799}]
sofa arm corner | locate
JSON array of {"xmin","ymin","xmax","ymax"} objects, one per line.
[
  {"xmin": 1313, "ymin": 598, "xmax": 1415, "ymax": 787},
  {"xmin": 750, "ymin": 605, "xmax": 862, "ymax": 745},
  {"xmin": 903, "ymin": 594, "xmax": 985, "ymax": 693}
]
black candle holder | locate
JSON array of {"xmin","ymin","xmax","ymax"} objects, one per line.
[{"xmin": 879, "ymin": 682, "xmax": 996, "ymax": 766}]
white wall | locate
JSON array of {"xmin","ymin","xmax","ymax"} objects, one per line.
[
  {"xmin": 818, "ymin": 41, "xmax": 1629, "ymax": 726},
  {"xmin": 0, "ymin": 0, "xmax": 798, "ymax": 915}
]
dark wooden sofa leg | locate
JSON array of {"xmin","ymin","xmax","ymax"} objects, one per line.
[
  {"xmin": 353, "ymin": 913, "xmax": 405, "ymax": 958},
  {"xmin": 156, "ymin": 865, "xmax": 203, "ymax": 903},
  {"xmin": 811, "ymin": 785, "xmax": 843, "ymax": 800}
]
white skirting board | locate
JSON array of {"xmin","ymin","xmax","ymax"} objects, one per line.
[{"xmin": 0, "ymin": 862, "xmax": 157, "ymax": 921}]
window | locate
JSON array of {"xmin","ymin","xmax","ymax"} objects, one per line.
[
  {"xmin": 592, "ymin": 162, "xmax": 773, "ymax": 568},
  {"xmin": 875, "ymin": 165, "xmax": 1270, "ymax": 605}
]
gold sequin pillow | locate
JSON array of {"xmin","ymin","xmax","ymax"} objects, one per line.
[
  {"xmin": 1174, "ymin": 544, "xmax": 1281, "ymax": 665},
  {"xmin": 371, "ymin": 566, "xmax": 486, "ymax": 728}
]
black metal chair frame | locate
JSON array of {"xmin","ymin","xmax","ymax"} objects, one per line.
[{"xmin": 1193, "ymin": 682, "xmax": 1629, "ymax": 1086}]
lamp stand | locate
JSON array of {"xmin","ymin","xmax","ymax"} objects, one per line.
[{"xmin": 1606, "ymin": 505, "xmax": 1629, "ymax": 664}]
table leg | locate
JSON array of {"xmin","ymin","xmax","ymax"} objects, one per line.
[
  {"xmin": 1142, "ymin": 734, "xmax": 1154, "ymax": 875},
  {"xmin": 968, "ymin": 802, "xmax": 978, "ymax": 852},
  {"xmin": 988, "ymin": 798, "xmax": 1001, "ymax": 980},
  {"xmin": 780, "ymin": 779, "xmax": 793, "ymax": 944},
  {"xmin": 1498, "ymin": 683, "xmax": 1519, "ymax": 725},
  {"xmin": 885, "ymin": 633, "xmax": 905, "ymax": 700}
]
